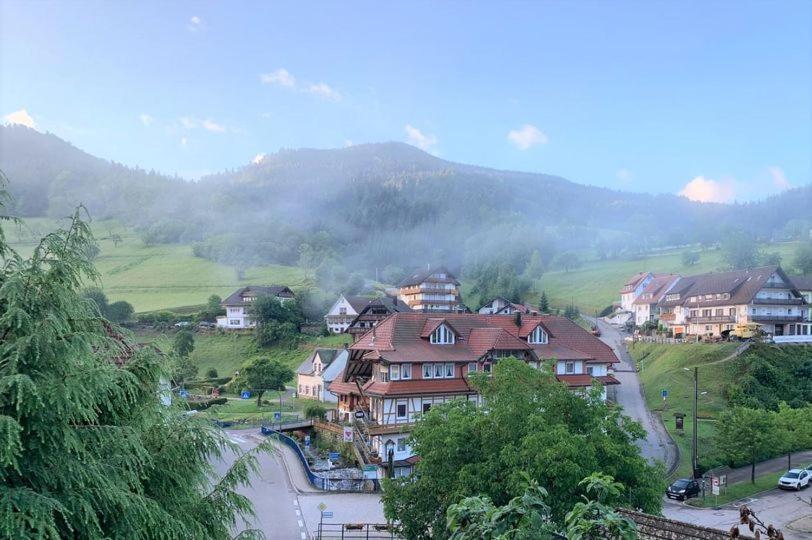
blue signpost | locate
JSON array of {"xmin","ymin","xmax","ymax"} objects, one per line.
[
  {"xmin": 179, "ymin": 389, "xmax": 189, "ymax": 399},
  {"xmin": 661, "ymin": 389, "xmax": 668, "ymax": 399},
  {"xmin": 241, "ymin": 390, "xmax": 251, "ymax": 400},
  {"xmin": 304, "ymin": 435, "xmax": 311, "ymax": 447},
  {"xmin": 328, "ymin": 451, "xmax": 340, "ymax": 461}
]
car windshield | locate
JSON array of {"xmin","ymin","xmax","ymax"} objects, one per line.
[
  {"xmin": 785, "ymin": 472, "xmax": 800, "ymax": 478},
  {"xmin": 671, "ymin": 480, "xmax": 690, "ymax": 488}
]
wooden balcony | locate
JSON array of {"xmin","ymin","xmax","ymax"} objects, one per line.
[
  {"xmin": 658, "ymin": 313, "xmax": 676, "ymax": 322},
  {"xmin": 753, "ymin": 298, "xmax": 806, "ymax": 305},
  {"xmin": 751, "ymin": 314, "xmax": 804, "ymax": 323}
]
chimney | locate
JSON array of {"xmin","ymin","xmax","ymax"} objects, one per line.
[
  {"xmin": 371, "ymin": 326, "xmax": 376, "ymax": 346},
  {"xmin": 514, "ymin": 311, "xmax": 522, "ymax": 327}
]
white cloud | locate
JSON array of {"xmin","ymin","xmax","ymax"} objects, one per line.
[
  {"xmin": 678, "ymin": 176, "xmax": 737, "ymax": 203},
  {"xmin": 179, "ymin": 116, "xmax": 226, "ymax": 133},
  {"xmin": 307, "ymin": 82, "xmax": 341, "ymax": 101},
  {"xmin": 768, "ymin": 166, "xmax": 792, "ymax": 190},
  {"xmin": 252, "ymin": 153, "xmax": 266, "ymax": 164},
  {"xmin": 260, "ymin": 68, "xmax": 296, "ymax": 88},
  {"xmin": 139, "ymin": 113, "xmax": 154, "ymax": 126},
  {"xmin": 404, "ymin": 124, "xmax": 438, "ymax": 152},
  {"xmin": 187, "ymin": 15, "xmax": 203, "ymax": 32},
  {"xmin": 344, "ymin": 139, "xmax": 354, "ymax": 147},
  {"xmin": 507, "ymin": 124, "xmax": 548, "ymax": 150},
  {"xmin": 201, "ymin": 119, "xmax": 225, "ymax": 133},
  {"xmin": 3, "ymin": 109, "xmax": 36, "ymax": 129},
  {"xmin": 180, "ymin": 137, "xmax": 188, "ymax": 147}
]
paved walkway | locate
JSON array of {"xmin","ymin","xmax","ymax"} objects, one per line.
[{"xmin": 587, "ymin": 317, "xmax": 678, "ymax": 472}]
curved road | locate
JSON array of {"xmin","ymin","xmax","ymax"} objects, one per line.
[{"xmin": 588, "ymin": 317, "xmax": 677, "ymax": 471}]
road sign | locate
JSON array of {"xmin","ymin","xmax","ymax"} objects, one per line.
[
  {"xmin": 719, "ymin": 475, "xmax": 727, "ymax": 486},
  {"xmin": 322, "ymin": 511, "xmax": 333, "ymax": 519},
  {"xmin": 343, "ymin": 426, "xmax": 353, "ymax": 442},
  {"xmin": 304, "ymin": 435, "xmax": 311, "ymax": 447},
  {"xmin": 363, "ymin": 464, "xmax": 377, "ymax": 480},
  {"xmin": 329, "ymin": 451, "xmax": 340, "ymax": 461},
  {"xmin": 179, "ymin": 389, "xmax": 189, "ymax": 398},
  {"xmin": 661, "ymin": 389, "xmax": 668, "ymax": 399},
  {"xmin": 317, "ymin": 502, "xmax": 327, "ymax": 512},
  {"xmin": 241, "ymin": 390, "xmax": 251, "ymax": 400},
  {"xmin": 273, "ymin": 411, "xmax": 282, "ymax": 421}
]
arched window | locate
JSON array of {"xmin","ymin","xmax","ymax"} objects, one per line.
[
  {"xmin": 528, "ymin": 325, "xmax": 548, "ymax": 344},
  {"xmin": 430, "ymin": 324, "xmax": 455, "ymax": 344}
]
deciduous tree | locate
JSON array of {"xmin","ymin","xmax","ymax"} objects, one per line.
[{"xmin": 236, "ymin": 357, "xmax": 293, "ymax": 408}]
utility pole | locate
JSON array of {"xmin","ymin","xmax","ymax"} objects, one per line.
[{"xmin": 692, "ymin": 366, "xmax": 698, "ymax": 479}]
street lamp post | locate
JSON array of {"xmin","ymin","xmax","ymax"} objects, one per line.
[{"xmin": 684, "ymin": 366, "xmax": 699, "ymax": 478}]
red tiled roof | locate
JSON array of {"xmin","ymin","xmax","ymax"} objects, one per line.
[
  {"xmin": 556, "ymin": 374, "xmax": 621, "ymax": 387},
  {"xmin": 328, "ymin": 369, "xmax": 362, "ymax": 396},
  {"xmin": 596, "ymin": 375, "xmax": 621, "ymax": 385},
  {"xmin": 363, "ymin": 378, "xmax": 475, "ymax": 397},
  {"xmin": 632, "ymin": 274, "xmax": 680, "ymax": 305},
  {"xmin": 349, "ymin": 313, "xmax": 618, "ymax": 365}
]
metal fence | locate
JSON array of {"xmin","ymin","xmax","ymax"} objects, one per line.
[
  {"xmin": 260, "ymin": 426, "xmax": 380, "ymax": 492},
  {"xmin": 316, "ymin": 523, "xmax": 400, "ymax": 539}
]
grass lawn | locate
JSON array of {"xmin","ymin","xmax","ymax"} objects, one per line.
[
  {"xmin": 686, "ymin": 471, "xmax": 784, "ymax": 508},
  {"xmin": 201, "ymin": 394, "xmax": 310, "ymax": 423},
  {"xmin": 630, "ymin": 343, "xmax": 740, "ymax": 478},
  {"xmin": 7, "ymin": 218, "xmax": 307, "ymax": 312},
  {"xmin": 137, "ymin": 329, "xmax": 351, "ymax": 381}
]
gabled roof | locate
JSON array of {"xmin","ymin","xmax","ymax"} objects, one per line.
[
  {"xmin": 320, "ymin": 349, "xmax": 349, "ymax": 383},
  {"xmin": 343, "ymin": 295, "xmax": 374, "ymax": 313},
  {"xmin": 658, "ymin": 265, "xmax": 804, "ymax": 308},
  {"xmin": 791, "ymin": 275, "xmax": 812, "ymax": 291},
  {"xmin": 620, "ymin": 272, "xmax": 651, "ymax": 293},
  {"xmin": 495, "ymin": 302, "xmax": 540, "ymax": 315},
  {"xmin": 398, "ymin": 265, "xmax": 460, "ymax": 287},
  {"xmin": 346, "ymin": 313, "xmax": 618, "ymax": 368},
  {"xmin": 222, "ymin": 285, "xmax": 295, "ymax": 307},
  {"xmin": 296, "ymin": 348, "xmax": 341, "ymax": 375},
  {"xmin": 632, "ymin": 274, "xmax": 680, "ymax": 305}
]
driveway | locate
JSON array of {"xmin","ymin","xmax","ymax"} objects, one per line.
[
  {"xmin": 214, "ymin": 429, "xmax": 385, "ymax": 539},
  {"xmin": 587, "ymin": 317, "xmax": 677, "ymax": 471},
  {"xmin": 663, "ymin": 488, "xmax": 812, "ymax": 539}
]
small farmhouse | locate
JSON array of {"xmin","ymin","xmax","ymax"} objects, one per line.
[{"xmin": 216, "ymin": 285, "xmax": 295, "ymax": 329}]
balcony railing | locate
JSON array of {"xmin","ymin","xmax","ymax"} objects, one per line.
[
  {"xmin": 658, "ymin": 313, "xmax": 676, "ymax": 322},
  {"xmin": 763, "ymin": 282, "xmax": 790, "ymax": 289},
  {"xmin": 751, "ymin": 314, "xmax": 805, "ymax": 323},
  {"xmin": 753, "ymin": 298, "xmax": 806, "ymax": 305},
  {"xmin": 685, "ymin": 315, "xmax": 736, "ymax": 324}
]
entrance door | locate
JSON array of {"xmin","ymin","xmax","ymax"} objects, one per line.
[{"xmin": 775, "ymin": 324, "xmax": 784, "ymax": 336}]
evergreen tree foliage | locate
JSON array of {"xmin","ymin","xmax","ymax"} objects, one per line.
[
  {"xmin": 539, "ymin": 291, "xmax": 550, "ymax": 314},
  {"xmin": 0, "ymin": 187, "xmax": 265, "ymax": 539}
]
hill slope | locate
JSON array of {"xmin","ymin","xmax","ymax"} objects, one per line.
[{"xmin": 1, "ymin": 125, "xmax": 810, "ymax": 281}]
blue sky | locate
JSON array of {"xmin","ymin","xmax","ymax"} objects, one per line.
[{"xmin": 1, "ymin": 1, "xmax": 810, "ymax": 202}]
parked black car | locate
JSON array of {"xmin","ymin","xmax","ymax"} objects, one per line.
[{"xmin": 666, "ymin": 478, "xmax": 701, "ymax": 500}]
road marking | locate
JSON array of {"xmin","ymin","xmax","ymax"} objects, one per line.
[
  {"xmin": 295, "ymin": 509, "xmax": 301, "ymax": 517},
  {"xmin": 298, "ymin": 520, "xmax": 303, "ymax": 528},
  {"xmin": 300, "ymin": 533, "xmax": 306, "ymax": 539},
  {"xmin": 229, "ymin": 435, "xmax": 246, "ymax": 444},
  {"xmin": 293, "ymin": 500, "xmax": 298, "ymax": 506}
]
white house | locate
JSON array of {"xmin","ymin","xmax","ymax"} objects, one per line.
[
  {"xmin": 216, "ymin": 285, "xmax": 295, "ymax": 329},
  {"xmin": 296, "ymin": 348, "xmax": 348, "ymax": 403},
  {"xmin": 324, "ymin": 295, "xmax": 373, "ymax": 334},
  {"xmin": 478, "ymin": 297, "xmax": 539, "ymax": 316}
]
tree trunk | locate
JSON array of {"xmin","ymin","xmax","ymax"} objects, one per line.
[
  {"xmin": 751, "ymin": 460, "xmax": 756, "ymax": 484},
  {"xmin": 256, "ymin": 390, "xmax": 264, "ymax": 408}
]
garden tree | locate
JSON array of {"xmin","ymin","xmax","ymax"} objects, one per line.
[
  {"xmin": 206, "ymin": 368, "xmax": 219, "ymax": 379},
  {"xmin": 173, "ymin": 329, "xmax": 195, "ymax": 357},
  {"xmin": 681, "ymin": 250, "xmax": 700, "ymax": 266},
  {"xmin": 794, "ymin": 241, "xmax": 812, "ymax": 274},
  {"xmin": 715, "ymin": 407, "xmax": 778, "ymax": 483},
  {"xmin": 773, "ymin": 404, "xmax": 812, "ymax": 469},
  {"xmin": 236, "ymin": 357, "xmax": 293, "ymax": 408},
  {"xmin": 469, "ymin": 262, "xmax": 533, "ymax": 307},
  {"xmin": 81, "ymin": 286, "xmax": 109, "ymax": 313},
  {"xmin": 564, "ymin": 474, "xmax": 637, "ymax": 539},
  {"xmin": 563, "ymin": 304, "xmax": 579, "ymax": 320},
  {"xmin": 539, "ymin": 291, "xmax": 550, "ymax": 314},
  {"xmin": 199, "ymin": 294, "xmax": 225, "ymax": 321},
  {"xmin": 106, "ymin": 300, "xmax": 134, "ymax": 322},
  {"xmin": 109, "ymin": 232, "xmax": 122, "ymax": 247},
  {"xmin": 169, "ymin": 352, "xmax": 199, "ymax": 387},
  {"xmin": 721, "ymin": 230, "xmax": 761, "ymax": 269},
  {"xmin": 250, "ymin": 294, "xmax": 303, "ymax": 347},
  {"xmin": 0, "ymin": 198, "xmax": 265, "ymax": 539},
  {"xmin": 304, "ymin": 403, "xmax": 327, "ymax": 420},
  {"xmin": 381, "ymin": 359, "xmax": 663, "ymax": 539},
  {"xmin": 552, "ymin": 251, "xmax": 582, "ymax": 273}
]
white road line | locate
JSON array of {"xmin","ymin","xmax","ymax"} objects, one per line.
[
  {"xmin": 293, "ymin": 500, "xmax": 299, "ymax": 506},
  {"xmin": 229, "ymin": 435, "xmax": 246, "ymax": 444},
  {"xmin": 300, "ymin": 533, "xmax": 306, "ymax": 539},
  {"xmin": 298, "ymin": 520, "xmax": 303, "ymax": 528},
  {"xmin": 295, "ymin": 509, "xmax": 301, "ymax": 517}
]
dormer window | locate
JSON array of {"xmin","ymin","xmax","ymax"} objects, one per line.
[
  {"xmin": 528, "ymin": 325, "xmax": 548, "ymax": 345},
  {"xmin": 430, "ymin": 324, "xmax": 455, "ymax": 344}
]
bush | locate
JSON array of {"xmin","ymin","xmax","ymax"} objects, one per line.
[
  {"xmin": 187, "ymin": 397, "xmax": 228, "ymax": 411},
  {"xmin": 304, "ymin": 403, "xmax": 327, "ymax": 420},
  {"xmin": 206, "ymin": 368, "xmax": 219, "ymax": 379}
]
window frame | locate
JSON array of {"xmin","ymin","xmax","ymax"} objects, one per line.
[
  {"xmin": 444, "ymin": 362, "xmax": 454, "ymax": 378},
  {"xmin": 401, "ymin": 364, "xmax": 412, "ymax": 380},
  {"xmin": 565, "ymin": 362, "xmax": 575, "ymax": 374},
  {"xmin": 389, "ymin": 364, "xmax": 400, "ymax": 381},
  {"xmin": 423, "ymin": 363, "xmax": 433, "ymax": 379},
  {"xmin": 434, "ymin": 363, "xmax": 444, "ymax": 378},
  {"xmin": 467, "ymin": 362, "xmax": 477, "ymax": 374},
  {"xmin": 396, "ymin": 401, "xmax": 407, "ymax": 419}
]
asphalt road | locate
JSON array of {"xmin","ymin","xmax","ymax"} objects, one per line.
[
  {"xmin": 588, "ymin": 317, "xmax": 677, "ymax": 470},
  {"xmin": 213, "ymin": 430, "xmax": 386, "ymax": 540},
  {"xmin": 663, "ymin": 487, "xmax": 812, "ymax": 539}
]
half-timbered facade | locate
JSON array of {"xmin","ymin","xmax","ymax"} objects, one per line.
[{"xmin": 329, "ymin": 312, "xmax": 620, "ymax": 477}]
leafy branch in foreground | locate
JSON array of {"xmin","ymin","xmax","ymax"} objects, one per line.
[{"xmin": 0, "ymin": 187, "xmax": 264, "ymax": 539}]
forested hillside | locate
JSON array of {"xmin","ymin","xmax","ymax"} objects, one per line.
[{"xmin": 1, "ymin": 125, "xmax": 810, "ymax": 288}]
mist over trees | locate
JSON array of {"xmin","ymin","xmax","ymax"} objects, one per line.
[{"xmin": 2, "ymin": 125, "xmax": 811, "ymax": 291}]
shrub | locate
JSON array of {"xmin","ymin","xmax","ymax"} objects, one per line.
[
  {"xmin": 206, "ymin": 368, "xmax": 219, "ymax": 379},
  {"xmin": 304, "ymin": 403, "xmax": 327, "ymax": 420}
]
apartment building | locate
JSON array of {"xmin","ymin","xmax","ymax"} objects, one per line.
[
  {"xmin": 329, "ymin": 312, "xmax": 619, "ymax": 477},
  {"xmin": 397, "ymin": 266, "xmax": 465, "ymax": 313},
  {"xmin": 216, "ymin": 285, "xmax": 295, "ymax": 329}
]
